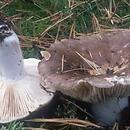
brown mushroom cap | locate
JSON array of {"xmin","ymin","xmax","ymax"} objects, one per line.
[{"xmin": 39, "ymin": 29, "xmax": 130, "ymax": 103}]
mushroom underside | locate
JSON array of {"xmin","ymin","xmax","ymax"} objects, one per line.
[
  {"xmin": 41, "ymin": 73, "xmax": 130, "ymax": 102},
  {"xmin": 0, "ymin": 58, "xmax": 54, "ymax": 123}
]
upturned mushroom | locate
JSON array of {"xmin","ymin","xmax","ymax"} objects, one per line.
[
  {"xmin": 0, "ymin": 20, "xmax": 54, "ymax": 123},
  {"xmin": 39, "ymin": 29, "xmax": 130, "ymax": 125}
]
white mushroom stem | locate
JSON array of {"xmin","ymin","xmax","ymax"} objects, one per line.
[
  {"xmin": 91, "ymin": 97, "xmax": 129, "ymax": 125},
  {"xmin": 0, "ymin": 31, "xmax": 25, "ymax": 80}
]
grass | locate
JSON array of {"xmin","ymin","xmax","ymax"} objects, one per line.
[
  {"xmin": 1, "ymin": 0, "xmax": 130, "ymax": 129},
  {"xmin": 0, "ymin": 122, "xmax": 24, "ymax": 130}
]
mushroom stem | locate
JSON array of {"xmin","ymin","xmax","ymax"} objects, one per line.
[
  {"xmin": 91, "ymin": 97, "xmax": 129, "ymax": 125},
  {"xmin": 0, "ymin": 31, "xmax": 25, "ymax": 80}
]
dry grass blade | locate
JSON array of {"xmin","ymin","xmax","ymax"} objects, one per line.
[
  {"xmin": 92, "ymin": 13, "xmax": 101, "ymax": 32},
  {"xmin": 75, "ymin": 51, "xmax": 105, "ymax": 75},
  {"xmin": 68, "ymin": 0, "xmax": 75, "ymax": 8},
  {"xmin": 75, "ymin": 51, "xmax": 108, "ymax": 75},
  {"xmin": 69, "ymin": 21, "xmax": 76, "ymax": 38},
  {"xmin": 126, "ymin": 126, "xmax": 130, "ymax": 130},
  {"xmin": 0, "ymin": 0, "xmax": 13, "ymax": 9},
  {"xmin": 18, "ymin": 35, "xmax": 52, "ymax": 48},
  {"xmin": 105, "ymin": 8, "xmax": 114, "ymax": 24},
  {"xmin": 61, "ymin": 55, "xmax": 65, "ymax": 72},
  {"xmin": 113, "ymin": 64, "xmax": 128, "ymax": 74},
  {"xmin": 112, "ymin": 123, "xmax": 119, "ymax": 130},
  {"xmin": 20, "ymin": 44, "xmax": 33, "ymax": 48},
  {"xmin": 75, "ymin": 51, "xmax": 99, "ymax": 70},
  {"xmin": 29, "ymin": 118, "xmax": 101, "ymax": 128},
  {"xmin": 23, "ymin": 128, "xmax": 48, "ymax": 130},
  {"xmin": 55, "ymin": 13, "xmax": 63, "ymax": 42},
  {"xmin": 62, "ymin": 68, "xmax": 88, "ymax": 73},
  {"xmin": 123, "ymin": 0, "xmax": 130, "ymax": 6},
  {"xmin": 113, "ymin": 58, "xmax": 129, "ymax": 74},
  {"xmin": 70, "ymin": 1, "xmax": 88, "ymax": 10},
  {"xmin": 41, "ymin": 13, "xmax": 73, "ymax": 37},
  {"xmin": 33, "ymin": 11, "xmax": 62, "ymax": 24}
]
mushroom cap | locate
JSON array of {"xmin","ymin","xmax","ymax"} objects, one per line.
[
  {"xmin": 38, "ymin": 29, "xmax": 130, "ymax": 103},
  {"xmin": 0, "ymin": 58, "xmax": 54, "ymax": 123}
]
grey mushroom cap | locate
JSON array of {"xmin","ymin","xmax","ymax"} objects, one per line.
[{"xmin": 39, "ymin": 29, "xmax": 130, "ymax": 103}]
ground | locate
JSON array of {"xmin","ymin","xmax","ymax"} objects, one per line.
[{"xmin": 1, "ymin": 0, "xmax": 130, "ymax": 130}]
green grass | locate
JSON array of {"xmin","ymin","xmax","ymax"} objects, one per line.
[
  {"xmin": 0, "ymin": 122, "xmax": 23, "ymax": 130},
  {"xmin": 1, "ymin": 0, "xmax": 130, "ymax": 129},
  {"xmin": 2, "ymin": 0, "xmax": 130, "ymax": 38}
]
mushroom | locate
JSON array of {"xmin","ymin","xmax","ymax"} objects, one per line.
[
  {"xmin": 0, "ymin": 20, "xmax": 54, "ymax": 123},
  {"xmin": 38, "ymin": 29, "xmax": 130, "ymax": 125}
]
